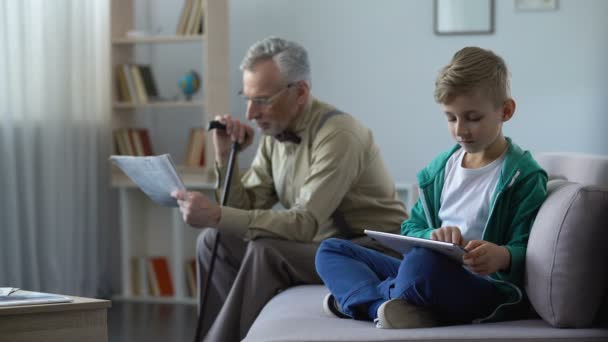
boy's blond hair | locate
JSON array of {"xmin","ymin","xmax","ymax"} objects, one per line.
[{"xmin": 434, "ymin": 47, "xmax": 510, "ymax": 108}]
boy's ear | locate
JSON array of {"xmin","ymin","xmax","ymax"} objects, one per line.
[{"xmin": 501, "ymin": 98, "xmax": 516, "ymax": 122}]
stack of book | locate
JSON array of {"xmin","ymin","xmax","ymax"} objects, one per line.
[
  {"xmin": 113, "ymin": 128, "xmax": 154, "ymax": 156},
  {"xmin": 177, "ymin": 0, "xmax": 205, "ymax": 35},
  {"xmin": 130, "ymin": 256, "xmax": 198, "ymax": 298},
  {"xmin": 131, "ymin": 256, "xmax": 174, "ymax": 297},
  {"xmin": 115, "ymin": 64, "xmax": 159, "ymax": 104}
]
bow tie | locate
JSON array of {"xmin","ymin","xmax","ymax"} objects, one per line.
[{"xmin": 274, "ymin": 130, "xmax": 301, "ymax": 144}]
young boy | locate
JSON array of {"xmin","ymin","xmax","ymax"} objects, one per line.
[{"xmin": 315, "ymin": 47, "xmax": 548, "ymax": 328}]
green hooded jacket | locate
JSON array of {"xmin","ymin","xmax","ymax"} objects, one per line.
[{"xmin": 401, "ymin": 138, "xmax": 548, "ymax": 322}]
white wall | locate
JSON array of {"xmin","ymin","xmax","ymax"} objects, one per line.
[
  {"xmin": 136, "ymin": 0, "xmax": 608, "ymax": 184},
  {"xmin": 228, "ymin": 0, "xmax": 608, "ymax": 183}
]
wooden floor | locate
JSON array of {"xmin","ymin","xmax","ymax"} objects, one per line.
[{"xmin": 107, "ymin": 301, "xmax": 197, "ymax": 342}]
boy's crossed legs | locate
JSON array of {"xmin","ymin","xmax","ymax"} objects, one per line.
[{"xmin": 315, "ymin": 238, "xmax": 505, "ymax": 327}]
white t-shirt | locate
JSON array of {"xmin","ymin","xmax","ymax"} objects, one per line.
[{"xmin": 438, "ymin": 148, "xmax": 505, "ymax": 242}]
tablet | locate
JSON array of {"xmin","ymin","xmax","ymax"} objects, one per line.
[{"xmin": 364, "ymin": 229, "xmax": 467, "ymax": 264}]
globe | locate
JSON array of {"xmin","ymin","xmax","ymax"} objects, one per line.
[{"xmin": 178, "ymin": 71, "xmax": 201, "ymax": 100}]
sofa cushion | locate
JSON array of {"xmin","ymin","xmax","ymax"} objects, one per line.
[
  {"xmin": 525, "ymin": 180, "xmax": 608, "ymax": 328},
  {"xmin": 534, "ymin": 153, "xmax": 608, "ymax": 186},
  {"xmin": 245, "ymin": 285, "xmax": 608, "ymax": 342}
]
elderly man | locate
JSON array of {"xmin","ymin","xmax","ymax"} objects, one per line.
[{"xmin": 172, "ymin": 36, "xmax": 406, "ymax": 342}]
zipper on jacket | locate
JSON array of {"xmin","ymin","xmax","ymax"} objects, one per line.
[
  {"xmin": 480, "ymin": 168, "xmax": 519, "ymax": 240},
  {"xmin": 476, "ymin": 167, "xmax": 523, "ymax": 323},
  {"xmin": 418, "ymin": 185, "xmax": 434, "ymax": 228},
  {"xmin": 480, "ymin": 190, "xmax": 500, "ymax": 240}
]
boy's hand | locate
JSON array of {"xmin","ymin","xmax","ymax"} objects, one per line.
[
  {"xmin": 431, "ymin": 226, "xmax": 465, "ymax": 246},
  {"xmin": 463, "ymin": 240, "xmax": 511, "ymax": 276}
]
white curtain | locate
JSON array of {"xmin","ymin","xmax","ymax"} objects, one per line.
[{"xmin": 0, "ymin": 0, "xmax": 113, "ymax": 297}]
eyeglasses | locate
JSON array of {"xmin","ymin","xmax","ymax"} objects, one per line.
[{"xmin": 238, "ymin": 82, "xmax": 295, "ymax": 107}]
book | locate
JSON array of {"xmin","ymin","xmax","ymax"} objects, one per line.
[
  {"xmin": 122, "ymin": 64, "xmax": 138, "ymax": 104},
  {"xmin": 123, "ymin": 129, "xmax": 136, "ymax": 155},
  {"xmin": 198, "ymin": 4, "xmax": 205, "ymax": 34},
  {"xmin": 113, "ymin": 130, "xmax": 126, "ymax": 155},
  {"xmin": 194, "ymin": 0, "xmax": 205, "ymax": 35},
  {"xmin": 147, "ymin": 260, "xmax": 160, "ymax": 296},
  {"xmin": 186, "ymin": 0, "xmax": 202, "ymax": 35},
  {"xmin": 131, "ymin": 256, "xmax": 151, "ymax": 296},
  {"xmin": 131, "ymin": 64, "xmax": 148, "ymax": 103},
  {"xmin": 148, "ymin": 257, "xmax": 174, "ymax": 297},
  {"xmin": 185, "ymin": 258, "xmax": 197, "ymax": 297},
  {"xmin": 186, "ymin": 128, "xmax": 205, "ymax": 167},
  {"xmin": 130, "ymin": 129, "xmax": 146, "ymax": 156},
  {"xmin": 138, "ymin": 129, "xmax": 154, "ymax": 156},
  {"xmin": 113, "ymin": 128, "xmax": 153, "ymax": 156},
  {"xmin": 131, "ymin": 257, "xmax": 141, "ymax": 296},
  {"xmin": 115, "ymin": 65, "xmax": 131, "ymax": 102},
  {"xmin": 0, "ymin": 288, "xmax": 73, "ymax": 307},
  {"xmin": 114, "ymin": 129, "xmax": 135, "ymax": 156},
  {"xmin": 185, "ymin": 128, "xmax": 195, "ymax": 165},
  {"xmin": 138, "ymin": 65, "xmax": 159, "ymax": 100},
  {"xmin": 177, "ymin": 0, "xmax": 194, "ymax": 35}
]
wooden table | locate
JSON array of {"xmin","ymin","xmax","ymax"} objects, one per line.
[{"xmin": 0, "ymin": 296, "xmax": 111, "ymax": 342}]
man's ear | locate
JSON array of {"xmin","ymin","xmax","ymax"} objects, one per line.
[
  {"xmin": 502, "ymin": 98, "xmax": 516, "ymax": 122},
  {"xmin": 296, "ymin": 81, "xmax": 310, "ymax": 105}
]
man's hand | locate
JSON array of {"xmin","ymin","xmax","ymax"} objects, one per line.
[
  {"xmin": 463, "ymin": 240, "xmax": 511, "ymax": 276},
  {"xmin": 213, "ymin": 114, "xmax": 255, "ymax": 167},
  {"xmin": 171, "ymin": 190, "xmax": 221, "ymax": 228},
  {"xmin": 431, "ymin": 226, "xmax": 465, "ymax": 246}
]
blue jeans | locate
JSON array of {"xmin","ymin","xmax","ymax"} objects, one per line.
[{"xmin": 315, "ymin": 238, "xmax": 505, "ymax": 324}]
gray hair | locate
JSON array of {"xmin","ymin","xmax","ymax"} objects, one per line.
[{"xmin": 240, "ymin": 37, "xmax": 311, "ymax": 85}]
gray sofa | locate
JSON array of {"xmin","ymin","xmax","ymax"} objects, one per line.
[{"xmin": 244, "ymin": 153, "xmax": 608, "ymax": 342}]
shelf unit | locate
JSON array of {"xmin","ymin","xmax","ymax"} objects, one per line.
[
  {"xmin": 110, "ymin": 0, "xmax": 229, "ymax": 304},
  {"xmin": 112, "ymin": 35, "xmax": 205, "ymax": 45},
  {"xmin": 113, "ymin": 101, "xmax": 205, "ymax": 110}
]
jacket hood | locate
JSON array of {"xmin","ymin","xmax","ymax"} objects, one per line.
[{"xmin": 417, "ymin": 137, "xmax": 545, "ymax": 191}]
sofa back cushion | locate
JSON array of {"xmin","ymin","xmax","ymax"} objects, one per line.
[
  {"xmin": 534, "ymin": 153, "xmax": 608, "ymax": 186},
  {"xmin": 525, "ymin": 179, "xmax": 608, "ymax": 328}
]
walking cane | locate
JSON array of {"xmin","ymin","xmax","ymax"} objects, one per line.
[{"xmin": 194, "ymin": 120, "xmax": 239, "ymax": 342}]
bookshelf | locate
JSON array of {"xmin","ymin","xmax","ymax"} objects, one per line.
[
  {"xmin": 110, "ymin": 0, "xmax": 229, "ymax": 304},
  {"xmin": 113, "ymin": 101, "xmax": 205, "ymax": 110},
  {"xmin": 112, "ymin": 35, "xmax": 205, "ymax": 45}
]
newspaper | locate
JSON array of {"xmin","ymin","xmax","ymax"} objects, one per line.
[
  {"xmin": 0, "ymin": 288, "xmax": 15, "ymax": 296},
  {"xmin": 110, "ymin": 154, "xmax": 186, "ymax": 207},
  {"xmin": 0, "ymin": 288, "xmax": 73, "ymax": 307}
]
